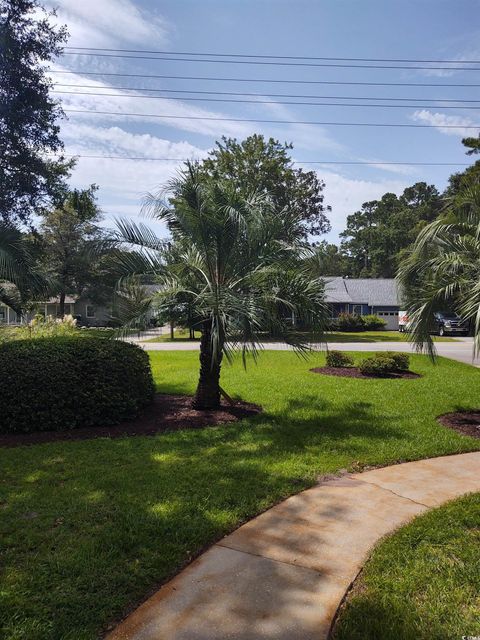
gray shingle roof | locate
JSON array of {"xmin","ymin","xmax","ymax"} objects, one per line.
[{"xmin": 324, "ymin": 277, "xmax": 401, "ymax": 307}]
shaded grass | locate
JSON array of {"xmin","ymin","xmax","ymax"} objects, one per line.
[
  {"xmin": 0, "ymin": 351, "xmax": 479, "ymax": 639},
  {"xmin": 332, "ymin": 493, "xmax": 480, "ymax": 640}
]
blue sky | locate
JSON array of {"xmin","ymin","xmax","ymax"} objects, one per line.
[{"xmin": 44, "ymin": 0, "xmax": 480, "ymax": 241}]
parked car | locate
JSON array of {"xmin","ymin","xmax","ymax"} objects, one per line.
[{"xmin": 432, "ymin": 312, "xmax": 468, "ymax": 336}]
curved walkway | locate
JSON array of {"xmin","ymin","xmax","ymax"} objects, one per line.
[{"xmin": 108, "ymin": 451, "xmax": 480, "ymax": 640}]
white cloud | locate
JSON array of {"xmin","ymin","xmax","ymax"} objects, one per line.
[
  {"xmin": 61, "ymin": 122, "xmax": 207, "ymax": 160},
  {"xmin": 258, "ymin": 99, "xmax": 345, "ymax": 153},
  {"xmin": 419, "ymin": 50, "xmax": 480, "ymax": 78},
  {"xmin": 63, "ymin": 126, "xmax": 206, "ymax": 200},
  {"xmin": 51, "ymin": 65, "xmax": 254, "ymax": 138},
  {"xmin": 44, "ymin": 0, "xmax": 169, "ymax": 48},
  {"xmin": 411, "ymin": 109, "xmax": 477, "ymax": 137}
]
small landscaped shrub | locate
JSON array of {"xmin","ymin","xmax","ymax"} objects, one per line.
[
  {"xmin": 335, "ymin": 313, "xmax": 365, "ymax": 332},
  {"xmin": 359, "ymin": 355, "xmax": 397, "ymax": 376},
  {"xmin": 0, "ymin": 336, "xmax": 155, "ymax": 433},
  {"xmin": 359, "ymin": 352, "xmax": 410, "ymax": 376},
  {"xmin": 326, "ymin": 350, "xmax": 355, "ymax": 368},
  {"xmin": 362, "ymin": 314, "xmax": 387, "ymax": 331},
  {"xmin": 380, "ymin": 351, "xmax": 410, "ymax": 371}
]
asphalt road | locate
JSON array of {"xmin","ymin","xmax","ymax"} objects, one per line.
[{"xmin": 132, "ymin": 336, "xmax": 479, "ymax": 367}]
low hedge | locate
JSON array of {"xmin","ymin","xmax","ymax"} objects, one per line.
[
  {"xmin": 0, "ymin": 336, "xmax": 155, "ymax": 434},
  {"xmin": 335, "ymin": 313, "xmax": 365, "ymax": 332},
  {"xmin": 380, "ymin": 351, "xmax": 410, "ymax": 371},
  {"xmin": 362, "ymin": 314, "xmax": 387, "ymax": 331},
  {"xmin": 329, "ymin": 313, "xmax": 387, "ymax": 332},
  {"xmin": 326, "ymin": 350, "xmax": 355, "ymax": 368},
  {"xmin": 359, "ymin": 351, "xmax": 410, "ymax": 376}
]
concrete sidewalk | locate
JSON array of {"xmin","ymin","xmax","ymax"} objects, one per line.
[
  {"xmin": 107, "ymin": 452, "xmax": 480, "ymax": 640},
  {"xmin": 135, "ymin": 337, "xmax": 480, "ymax": 367}
]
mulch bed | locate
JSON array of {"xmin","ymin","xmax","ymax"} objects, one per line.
[
  {"xmin": 310, "ymin": 366, "xmax": 421, "ymax": 379},
  {"xmin": 0, "ymin": 394, "xmax": 262, "ymax": 448},
  {"xmin": 438, "ymin": 411, "xmax": 480, "ymax": 440}
]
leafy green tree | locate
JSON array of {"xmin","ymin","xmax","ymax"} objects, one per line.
[
  {"xmin": 0, "ymin": 0, "xmax": 71, "ymax": 224},
  {"xmin": 462, "ymin": 135, "xmax": 480, "ymax": 156},
  {"xmin": 39, "ymin": 186, "xmax": 112, "ymax": 317},
  {"xmin": 398, "ymin": 175, "xmax": 480, "ymax": 355},
  {"xmin": 200, "ymin": 135, "xmax": 331, "ymax": 239},
  {"xmin": 340, "ymin": 183, "xmax": 441, "ymax": 277},
  {"xmin": 0, "ymin": 222, "xmax": 48, "ymax": 313},
  {"xmin": 306, "ymin": 241, "xmax": 350, "ymax": 277},
  {"xmin": 115, "ymin": 164, "xmax": 328, "ymax": 409}
]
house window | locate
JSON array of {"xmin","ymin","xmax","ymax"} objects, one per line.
[
  {"xmin": 86, "ymin": 305, "xmax": 95, "ymax": 318},
  {"xmin": 0, "ymin": 308, "xmax": 5, "ymax": 322},
  {"xmin": 352, "ymin": 305, "xmax": 363, "ymax": 315}
]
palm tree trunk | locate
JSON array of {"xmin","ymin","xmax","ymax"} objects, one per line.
[
  {"xmin": 170, "ymin": 319, "xmax": 175, "ymax": 340},
  {"xmin": 193, "ymin": 322, "xmax": 223, "ymax": 410}
]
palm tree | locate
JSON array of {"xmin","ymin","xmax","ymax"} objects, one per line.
[
  {"xmin": 115, "ymin": 164, "xmax": 328, "ymax": 409},
  {"xmin": 0, "ymin": 222, "xmax": 48, "ymax": 316},
  {"xmin": 397, "ymin": 175, "xmax": 480, "ymax": 356}
]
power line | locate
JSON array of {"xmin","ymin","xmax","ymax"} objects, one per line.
[
  {"xmin": 59, "ymin": 52, "xmax": 480, "ymax": 71},
  {"xmin": 53, "ymin": 89, "xmax": 480, "ymax": 109},
  {"xmin": 64, "ymin": 108, "xmax": 480, "ymax": 128},
  {"xmin": 58, "ymin": 153, "xmax": 473, "ymax": 166},
  {"xmin": 48, "ymin": 70, "xmax": 480, "ymax": 88},
  {"xmin": 62, "ymin": 47, "xmax": 480, "ymax": 65},
  {"xmin": 52, "ymin": 84, "xmax": 480, "ymax": 103}
]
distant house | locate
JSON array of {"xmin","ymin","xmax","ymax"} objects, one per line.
[
  {"xmin": 0, "ymin": 295, "xmax": 111, "ymax": 327},
  {"xmin": 1, "ymin": 278, "xmax": 404, "ymax": 330},
  {"xmin": 324, "ymin": 277, "xmax": 402, "ymax": 330}
]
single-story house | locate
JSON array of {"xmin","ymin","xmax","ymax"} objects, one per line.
[
  {"xmin": 1, "ymin": 278, "xmax": 403, "ymax": 330},
  {"xmin": 324, "ymin": 277, "xmax": 402, "ymax": 330},
  {"xmin": 0, "ymin": 295, "xmax": 111, "ymax": 327}
]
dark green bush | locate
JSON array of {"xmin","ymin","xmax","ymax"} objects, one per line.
[
  {"xmin": 0, "ymin": 336, "xmax": 155, "ymax": 434},
  {"xmin": 335, "ymin": 313, "xmax": 365, "ymax": 332},
  {"xmin": 359, "ymin": 352, "xmax": 410, "ymax": 376},
  {"xmin": 326, "ymin": 350, "xmax": 355, "ymax": 368},
  {"xmin": 359, "ymin": 354, "xmax": 397, "ymax": 376},
  {"xmin": 379, "ymin": 351, "xmax": 410, "ymax": 371},
  {"xmin": 362, "ymin": 314, "xmax": 387, "ymax": 331}
]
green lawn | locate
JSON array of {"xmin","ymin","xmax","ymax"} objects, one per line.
[
  {"xmin": 144, "ymin": 327, "xmax": 200, "ymax": 342},
  {"xmin": 143, "ymin": 329, "xmax": 456, "ymax": 343},
  {"xmin": 333, "ymin": 493, "xmax": 480, "ymax": 640},
  {"xmin": 1, "ymin": 351, "xmax": 479, "ymax": 639}
]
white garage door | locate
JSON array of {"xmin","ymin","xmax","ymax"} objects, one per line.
[{"xmin": 376, "ymin": 310, "xmax": 399, "ymax": 330}]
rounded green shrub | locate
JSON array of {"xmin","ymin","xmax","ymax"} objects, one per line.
[
  {"xmin": 335, "ymin": 313, "xmax": 365, "ymax": 332},
  {"xmin": 326, "ymin": 350, "xmax": 355, "ymax": 368},
  {"xmin": 362, "ymin": 314, "xmax": 387, "ymax": 331},
  {"xmin": 359, "ymin": 351, "xmax": 410, "ymax": 376},
  {"xmin": 379, "ymin": 351, "xmax": 410, "ymax": 371},
  {"xmin": 0, "ymin": 336, "xmax": 155, "ymax": 434}
]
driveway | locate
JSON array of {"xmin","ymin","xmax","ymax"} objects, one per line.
[{"xmin": 134, "ymin": 337, "xmax": 480, "ymax": 367}]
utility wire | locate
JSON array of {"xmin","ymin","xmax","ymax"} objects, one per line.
[
  {"xmin": 47, "ymin": 70, "xmax": 480, "ymax": 88},
  {"xmin": 57, "ymin": 153, "xmax": 473, "ymax": 166},
  {"xmin": 64, "ymin": 108, "xmax": 480, "ymax": 128},
  {"xmin": 53, "ymin": 89, "xmax": 480, "ymax": 109},
  {"xmin": 52, "ymin": 84, "xmax": 480, "ymax": 103},
  {"xmin": 59, "ymin": 52, "xmax": 480, "ymax": 71},
  {"xmin": 62, "ymin": 47, "xmax": 480, "ymax": 65}
]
